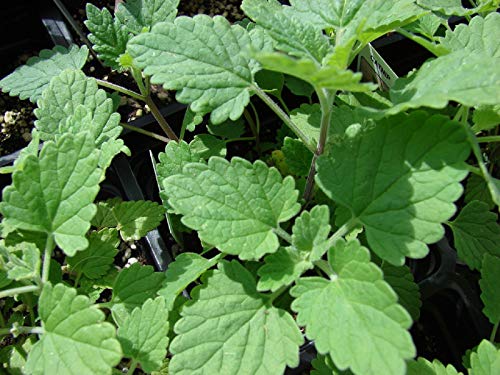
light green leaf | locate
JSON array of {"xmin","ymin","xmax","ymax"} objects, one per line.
[
  {"xmin": 440, "ymin": 14, "xmax": 500, "ymax": 57},
  {"xmin": 163, "ymin": 157, "xmax": 300, "ymax": 260},
  {"xmin": 290, "ymin": 104, "xmax": 322, "ymax": 143},
  {"xmin": 116, "ymin": 0, "xmax": 179, "ymax": 34},
  {"xmin": 158, "ymin": 252, "xmax": 220, "ymax": 310},
  {"xmin": 242, "ymin": 0, "xmax": 332, "ymax": 63},
  {"xmin": 67, "ymin": 229, "xmax": 119, "ymax": 280},
  {"xmin": 327, "ymin": 239, "xmax": 370, "ymax": 274},
  {"xmin": 128, "ymin": 15, "xmax": 255, "ymax": 124},
  {"xmin": 292, "ymin": 205, "xmax": 330, "ymax": 261},
  {"xmin": 465, "ymin": 174, "xmax": 497, "ymax": 210},
  {"xmin": 92, "ymin": 199, "xmax": 165, "ymax": 241},
  {"xmin": 404, "ymin": 13, "xmax": 443, "ymax": 39},
  {"xmin": 35, "ymin": 70, "xmax": 123, "ymax": 148},
  {"xmin": 473, "ymin": 105, "xmax": 500, "ymax": 132},
  {"xmin": 449, "ymin": 201, "xmax": 500, "ymax": 270},
  {"xmin": 316, "ymin": 112, "xmax": 470, "ymax": 265},
  {"xmin": 291, "ymin": 261, "xmax": 415, "ymax": 375},
  {"xmin": 189, "ymin": 134, "xmax": 227, "ymax": 159},
  {"xmin": 2, "ymin": 242, "xmax": 40, "ymax": 281},
  {"xmin": 111, "ymin": 263, "xmax": 163, "ymax": 326},
  {"xmin": 388, "ymin": 51, "xmax": 500, "ymax": 114},
  {"xmin": 381, "ymin": 263, "xmax": 421, "ymax": 322},
  {"xmin": 25, "ymin": 283, "xmax": 122, "ymax": 375},
  {"xmin": 85, "ymin": 4, "xmax": 130, "ymax": 70},
  {"xmin": 312, "ymin": 354, "xmax": 352, "ymax": 374},
  {"xmin": 0, "ymin": 45, "xmax": 88, "ymax": 102},
  {"xmin": 480, "ymin": 254, "xmax": 500, "ymax": 324},
  {"xmin": 257, "ymin": 246, "xmax": 312, "ymax": 292},
  {"xmin": 170, "ymin": 260, "xmax": 303, "ymax": 374},
  {"xmin": 282, "ymin": 137, "xmax": 313, "ymax": 177},
  {"xmin": 0, "ymin": 133, "xmax": 101, "ymax": 256},
  {"xmin": 256, "ymin": 52, "xmax": 374, "ymax": 92},
  {"xmin": 407, "ymin": 357, "xmax": 463, "ymax": 375},
  {"xmin": 417, "ymin": 0, "xmax": 475, "ymax": 16},
  {"xmin": 470, "ymin": 340, "xmax": 500, "ymax": 375},
  {"xmin": 118, "ymin": 297, "xmax": 169, "ymax": 373}
]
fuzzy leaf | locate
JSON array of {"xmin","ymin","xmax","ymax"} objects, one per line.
[
  {"xmin": 440, "ymin": 14, "xmax": 500, "ymax": 57},
  {"xmin": 285, "ymin": 76, "xmax": 314, "ymax": 98},
  {"xmin": 92, "ymin": 199, "xmax": 165, "ymax": 241},
  {"xmin": 85, "ymin": 4, "xmax": 130, "ymax": 70},
  {"xmin": 25, "ymin": 283, "xmax": 122, "ymax": 375},
  {"xmin": 449, "ymin": 201, "xmax": 500, "ymax": 270},
  {"xmin": 473, "ymin": 105, "xmax": 500, "ymax": 132},
  {"xmin": 480, "ymin": 254, "xmax": 500, "ymax": 325},
  {"xmin": 291, "ymin": 261, "xmax": 415, "ymax": 375},
  {"xmin": 118, "ymin": 297, "xmax": 169, "ymax": 373},
  {"xmin": 388, "ymin": 51, "xmax": 500, "ymax": 114},
  {"xmin": 157, "ymin": 141, "xmax": 202, "ymax": 180},
  {"xmin": 407, "ymin": 358, "xmax": 462, "ymax": 375},
  {"xmin": 417, "ymin": 0, "xmax": 475, "ymax": 16},
  {"xmin": 381, "ymin": 263, "xmax": 421, "ymax": 322},
  {"xmin": 163, "ymin": 157, "xmax": 300, "ymax": 260},
  {"xmin": 282, "ymin": 137, "xmax": 313, "ymax": 177},
  {"xmin": 207, "ymin": 118, "xmax": 246, "ymax": 139},
  {"xmin": 0, "ymin": 45, "xmax": 88, "ymax": 102},
  {"xmin": 67, "ymin": 229, "xmax": 119, "ymax": 280},
  {"xmin": 292, "ymin": 205, "xmax": 331, "ymax": 261},
  {"xmin": 116, "ymin": 0, "xmax": 179, "ymax": 34},
  {"xmin": 128, "ymin": 15, "xmax": 255, "ymax": 124},
  {"xmin": 465, "ymin": 174, "xmax": 497, "ymax": 210},
  {"xmin": 158, "ymin": 252, "xmax": 220, "ymax": 310},
  {"xmin": 189, "ymin": 134, "xmax": 227, "ymax": 159},
  {"xmin": 2, "ymin": 242, "xmax": 40, "ymax": 281},
  {"xmin": 328, "ymin": 239, "xmax": 370, "ymax": 274},
  {"xmin": 316, "ymin": 112, "xmax": 470, "ymax": 265},
  {"xmin": 470, "ymin": 340, "xmax": 500, "ymax": 375},
  {"xmin": 0, "ymin": 133, "xmax": 101, "ymax": 256},
  {"xmin": 312, "ymin": 354, "xmax": 351, "ymax": 374},
  {"xmin": 35, "ymin": 70, "xmax": 122, "ymax": 148},
  {"xmin": 111, "ymin": 263, "xmax": 164, "ymax": 326},
  {"xmin": 169, "ymin": 260, "xmax": 303, "ymax": 374}
]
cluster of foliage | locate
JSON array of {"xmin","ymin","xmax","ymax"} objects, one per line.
[{"xmin": 0, "ymin": 0, "xmax": 500, "ymax": 373}]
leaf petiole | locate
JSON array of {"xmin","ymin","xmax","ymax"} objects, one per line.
[
  {"xmin": 327, "ymin": 218, "xmax": 359, "ymax": 248},
  {"xmin": 41, "ymin": 235, "xmax": 55, "ymax": 284},
  {"xmin": 120, "ymin": 122, "xmax": 170, "ymax": 143},
  {"xmin": 127, "ymin": 359, "xmax": 138, "ymax": 374},
  {"xmin": 96, "ymin": 79, "xmax": 145, "ymax": 101},
  {"xmin": 477, "ymin": 136, "xmax": 500, "ymax": 143},
  {"xmin": 491, "ymin": 321, "xmax": 499, "ymax": 342},
  {"xmin": 0, "ymin": 326, "xmax": 44, "ymax": 337},
  {"xmin": 273, "ymin": 227, "xmax": 293, "ymax": 244},
  {"xmin": 0, "ymin": 285, "xmax": 40, "ymax": 299}
]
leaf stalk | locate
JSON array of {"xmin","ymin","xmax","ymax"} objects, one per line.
[
  {"xmin": 120, "ymin": 122, "xmax": 170, "ymax": 143},
  {"xmin": 0, "ymin": 285, "xmax": 40, "ymax": 299},
  {"xmin": 273, "ymin": 227, "xmax": 293, "ymax": 244},
  {"xmin": 327, "ymin": 218, "xmax": 359, "ymax": 248},
  {"xmin": 95, "ymin": 79, "xmax": 145, "ymax": 101},
  {"xmin": 41, "ymin": 235, "xmax": 55, "ymax": 284}
]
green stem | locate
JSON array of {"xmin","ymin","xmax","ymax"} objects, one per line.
[
  {"xmin": 273, "ymin": 227, "xmax": 293, "ymax": 244},
  {"xmin": 24, "ymin": 293, "xmax": 36, "ymax": 326},
  {"xmin": 95, "ymin": 79, "xmax": 145, "ymax": 101},
  {"xmin": 276, "ymin": 95, "xmax": 291, "ymax": 115},
  {"xmin": 120, "ymin": 122, "xmax": 170, "ymax": 143},
  {"xmin": 243, "ymin": 109, "xmax": 261, "ymax": 155},
  {"xmin": 225, "ymin": 137, "xmax": 256, "ymax": 144},
  {"xmin": 303, "ymin": 89, "xmax": 336, "ymax": 202},
  {"xmin": 395, "ymin": 28, "xmax": 442, "ymax": 56},
  {"xmin": 0, "ymin": 326, "xmax": 43, "ymax": 336},
  {"xmin": 131, "ymin": 67, "xmax": 148, "ymax": 97},
  {"xmin": 314, "ymin": 259, "xmax": 335, "ymax": 279},
  {"xmin": 128, "ymin": 359, "xmax": 138, "ymax": 374},
  {"xmin": 249, "ymin": 101, "xmax": 262, "ymax": 134},
  {"xmin": 327, "ymin": 218, "xmax": 359, "ymax": 248},
  {"xmin": 268, "ymin": 285, "xmax": 288, "ymax": 304},
  {"xmin": 491, "ymin": 321, "xmax": 499, "ymax": 342},
  {"xmin": 144, "ymin": 95, "xmax": 179, "ymax": 141},
  {"xmin": 478, "ymin": 136, "xmax": 500, "ymax": 143},
  {"xmin": 74, "ymin": 271, "xmax": 83, "ymax": 289},
  {"xmin": 0, "ymin": 310, "xmax": 5, "ymax": 328},
  {"xmin": 252, "ymin": 84, "xmax": 315, "ymax": 153},
  {"xmin": 41, "ymin": 235, "xmax": 55, "ymax": 284},
  {"xmin": 0, "ymin": 285, "xmax": 40, "ymax": 299}
]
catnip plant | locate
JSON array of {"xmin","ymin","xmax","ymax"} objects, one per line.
[{"xmin": 0, "ymin": 0, "xmax": 500, "ymax": 374}]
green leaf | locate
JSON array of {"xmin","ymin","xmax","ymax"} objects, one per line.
[
  {"xmin": 255, "ymin": 70, "xmax": 284, "ymax": 97},
  {"xmin": 85, "ymin": 4, "xmax": 130, "ymax": 70},
  {"xmin": 189, "ymin": 134, "xmax": 227, "ymax": 159},
  {"xmin": 292, "ymin": 205, "xmax": 330, "ymax": 261},
  {"xmin": 157, "ymin": 141, "xmax": 202, "ymax": 182},
  {"xmin": 291, "ymin": 261, "xmax": 415, "ymax": 375},
  {"xmin": 242, "ymin": 0, "xmax": 332, "ymax": 63},
  {"xmin": 2, "ymin": 242, "xmax": 40, "ymax": 281},
  {"xmin": 285, "ymin": 75, "xmax": 314, "ymax": 99},
  {"xmin": 470, "ymin": 340, "xmax": 500, "ymax": 375},
  {"xmin": 465, "ymin": 174, "xmax": 497, "ymax": 210},
  {"xmin": 0, "ymin": 45, "xmax": 88, "ymax": 102},
  {"xmin": 473, "ymin": 105, "xmax": 500, "ymax": 132},
  {"xmin": 480, "ymin": 254, "xmax": 500, "ymax": 325},
  {"xmin": 407, "ymin": 357, "xmax": 463, "ymax": 375},
  {"xmin": 316, "ymin": 112, "xmax": 470, "ymax": 265},
  {"xmin": 449, "ymin": 201, "xmax": 500, "ymax": 270},
  {"xmin": 163, "ymin": 157, "xmax": 300, "ymax": 260},
  {"xmin": 0, "ymin": 133, "xmax": 101, "ymax": 256},
  {"xmin": 256, "ymin": 52, "xmax": 374, "ymax": 92},
  {"xmin": 381, "ymin": 263, "xmax": 421, "ymax": 322},
  {"xmin": 169, "ymin": 260, "xmax": 303, "ymax": 374},
  {"xmin": 404, "ymin": 13, "xmax": 443, "ymax": 40},
  {"xmin": 312, "ymin": 354, "xmax": 352, "ymax": 374},
  {"xmin": 440, "ymin": 14, "xmax": 500, "ymax": 57},
  {"xmin": 116, "ymin": 0, "xmax": 179, "ymax": 34},
  {"xmin": 118, "ymin": 297, "xmax": 169, "ymax": 373},
  {"xmin": 158, "ymin": 252, "xmax": 220, "ymax": 310},
  {"xmin": 207, "ymin": 117, "xmax": 246, "ymax": 139},
  {"xmin": 388, "ymin": 51, "xmax": 500, "ymax": 114},
  {"xmin": 92, "ymin": 199, "xmax": 165, "ymax": 241},
  {"xmin": 417, "ymin": 0, "xmax": 475, "ymax": 16},
  {"xmin": 35, "ymin": 70, "xmax": 123, "ymax": 148},
  {"xmin": 128, "ymin": 15, "xmax": 255, "ymax": 124},
  {"xmin": 111, "ymin": 263, "xmax": 163, "ymax": 326},
  {"xmin": 282, "ymin": 137, "xmax": 313, "ymax": 177},
  {"xmin": 67, "ymin": 229, "xmax": 119, "ymax": 280},
  {"xmin": 327, "ymin": 239, "xmax": 370, "ymax": 274},
  {"xmin": 25, "ymin": 283, "xmax": 122, "ymax": 375}
]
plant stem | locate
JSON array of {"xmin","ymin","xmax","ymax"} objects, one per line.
[
  {"xmin": 273, "ymin": 227, "xmax": 293, "ymax": 244},
  {"xmin": 314, "ymin": 259, "xmax": 335, "ymax": 279},
  {"xmin": 243, "ymin": 109, "xmax": 261, "ymax": 155},
  {"xmin": 268, "ymin": 285, "xmax": 288, "ymax": 304},
  {"xmin": 0, "ymin": 326, "xmax": 43, "ymax": 336},
  {"xmin": 303, "ymin": 89, "xmax": 335, "ymax": 202},
  {"xmin": 252, "ymin": 85, "xmax": 315, "ymax": 153},
  {"xmin": 131, "ymin": 67, "xmax": 148, "ymax": 97},
  {"xmin": 0, "ymin": 285, "xmax": 40, "ymax": 299},
  {"xmin": 120, "ymin": 122, "xmax": 170, "ymax": 143},
  {"xmin": 0, "ymin": 310, "xmax": 5, "ymax": 328},
  {"xmin": 41, "ymin": 235, "xmax": 55, "ymax": 284},
  {"xmin": 327, "ymin": 218, "xmax": 359, "ymax": 248},
  {"xmin": 477, "ymin": 136, "xmax": 500, "ymax": 143},
  {"xmin": 144, "ymin": 95, "xmax": 179, "ymax": 141},
  {"xmin": 95, "ymin": 79, "xmax": 145, "ymax": 101},
  {"xmin": 128, "ymin": 359, "xmax": 138, "ymax": 374},
  {"xmin": 491, "ymin": 321, "xmax": 499, "ymax": 342},
  {"xmin": 225, "ymin": 137, "xmax": 256, "ymax": 144},
  {"xmin": 249, "ymin": 101, "xmax": 262, "ymax": 134}
]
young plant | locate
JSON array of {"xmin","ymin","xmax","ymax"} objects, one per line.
[{"xmin": 0, "ymin": 0, "xmax": 500, "ymax": 374}]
